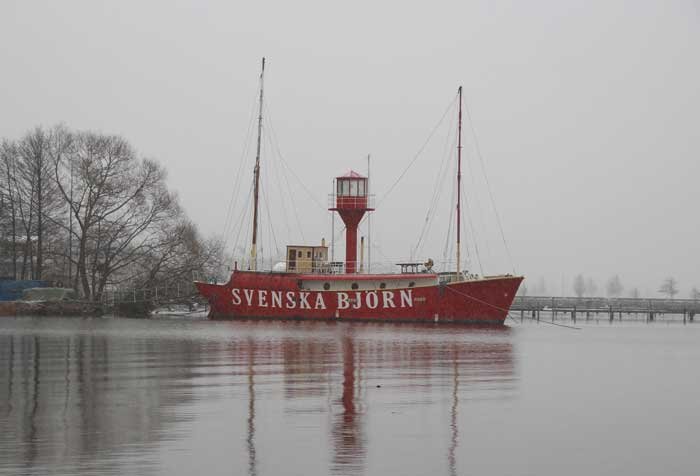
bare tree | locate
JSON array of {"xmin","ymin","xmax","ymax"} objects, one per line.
[
  {"xmin": 52, "ymin": 131, "xmax": 178, "ymax": 300},
  {"xmin": 658, "ymin": 277, "xmax": 678, "ymax": 299},
  {"xmin": 535, "ymin": 276, "xmax": 547, "ymax": 295},
  {"xmin": 606, "ymin": 275, "xmax": 623, "ymax": 298},
  {"xmin": 573, "ymin": 274, "xmax": 585, "ymax": 298},
  {"xmin": 0, "ymin": 141, "xmax": 19, "ymax": 278},
  {"xmin": 15, "ymin": 127, "xmax": 64, "ymax": 280},
  {"xmin": 628, "ymin": 287, "xmax": 640, "ymax": 299},
  {"xmin": 3, "ymin": 124, "xmax": 220, "ymax": 306},
  {"xmin": 690, "ymin": 287, "xmax": 700, "ymax": 300},
  {"xmin": 585, "ymin": 277, "xmax": 598, "ymax": 297},
  {"xmin": 135, "ymin": 219, "xmax": 225, "ymax": 292}
]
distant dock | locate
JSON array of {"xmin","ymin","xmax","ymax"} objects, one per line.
[{"xmin": 512, "ymin": 296, "xmax": 699, "ymax": 323}]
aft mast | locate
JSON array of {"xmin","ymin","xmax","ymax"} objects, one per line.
[
  {"xmin": 250, "ymin": 57, "xmax": 265, "ymax": 271},
  {"xmin": 456, "ymin": 86, "xmax": 463, "ymax": 280}
]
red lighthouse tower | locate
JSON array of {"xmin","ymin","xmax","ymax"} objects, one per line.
[{"xmin": 329, "ymin": 171, "xmax": 374, "ymax": 274}]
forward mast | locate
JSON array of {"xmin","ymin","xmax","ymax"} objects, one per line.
[{"xmin": 250, "ymin": 57, "xmax": 265, "ymax": 271}]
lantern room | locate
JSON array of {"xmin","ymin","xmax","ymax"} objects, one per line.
[{"xmin": 334, "ymin": 170, "xmax": 369, "ymax": 210}]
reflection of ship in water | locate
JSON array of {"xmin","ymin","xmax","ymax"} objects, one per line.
[
  {"xmin": 1, "ymin": 321, "xmax": 515, "ymax": 475},
  {"xmin": 238, "ymin": 322, "xmax": 516, "ymax": 476},
  {"xmin": 331, "ymin": 333, "xmax": 366, "ymax": 475}
]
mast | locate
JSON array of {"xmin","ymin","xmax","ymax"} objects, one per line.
[
  {"xmin": 456, "ymin": 86, "xmax": 463, "ymax": 279},
  {"xmin": 250, "ymin": 57, "xmax": 265, "ymax": 271}
]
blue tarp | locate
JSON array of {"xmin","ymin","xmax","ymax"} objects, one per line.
[{"xmin": 0, "ymin": 280, "xmax": 50, "ymax": 301}]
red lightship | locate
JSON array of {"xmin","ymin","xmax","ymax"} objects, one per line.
[{"xmin": 195, "ymin": 59, "xmax": 523, "ymax": 324}]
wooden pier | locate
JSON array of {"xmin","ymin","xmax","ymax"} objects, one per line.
[{"xmin": 512, "ymin": 296, "xmax": 699, "ymax": 323}]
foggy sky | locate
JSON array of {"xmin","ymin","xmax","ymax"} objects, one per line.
[{"xmin": 1, "ymin": 0, "xmax": 698, "ymax": 296}]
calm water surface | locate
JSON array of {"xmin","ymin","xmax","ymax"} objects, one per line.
[{"xmin": 1, "ymin": 317, "xmax": 698, "ymax": 476}]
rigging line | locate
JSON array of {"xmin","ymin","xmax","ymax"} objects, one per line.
[
  {"xmin": 263, "ymin": 103, "xmax": 325, "ymax": 211},
  {"xmin": 377, "ymin": 94, "xmax": 458, "ymax": 207},
  {"xmin": 413, "ymin": 120, "xmax": 453, "ymax": 255},
  {"xmin": 442, "ymin": 157, "xmax": 457, "ymax": 265},
  {"xmin": 464, "ymin": 146, "xmax": 492, "ymax": 268},
  {"xmin": 260, "ymin": 171, "xmax": 279, "ymax": 258},
  {"xmin": 444, "ymin": 286, "xmax": 581, "ymax": 330},
  {"xmin": 415, "ymin": 126, "xmax": 457, "ymax": 260},
  {"xmin": 259, "ymin": 138, "xmax": 273, "ymax": 267},
  {"xmin": 264, "ymin": 125, "xmax": 293, "ymax": 239},
  {"xmin": 231, "ymin": 182, "xmax": 254, "ymax": 261},
  {"xmin": 459, "ymin": 182, "xmax": 472, "ymax": 272},
  {"xmin": 461, "ymin": 178, "xmax": 483, "ymax": 275},
  {"xmin": 463, "ymin": 96, "xmax": 516, "ymax": 274},
  {"xmin": 273, "ymin": 169, "xmax": 293, "ymax": 241},
  {"xmin": 230, "ymin": 178, "xmax": 254, "ymax": 248},
  {"xmin": 264, "ymin": 115, "xmax": 305, "ymax": 243},
  {"xmin": 222, "ymin": 89, "xmax": 259, "ymax": 241},
  {"xmin": 281, "ymin": 161, "xmax": 307, "ymax": 243}
]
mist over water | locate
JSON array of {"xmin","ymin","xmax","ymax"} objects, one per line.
[{"xmin": 1, "ymin": 317, "xmax": 698, "ymax": 476}]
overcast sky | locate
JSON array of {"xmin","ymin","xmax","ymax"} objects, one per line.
[{"xmin": 1, "ymin": 0, "xmax": 698, "ymax": 296}]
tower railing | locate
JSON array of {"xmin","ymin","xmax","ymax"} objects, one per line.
[{"xmin": 327, "ymin": 194, "xmax": 376, "ymax": 210}]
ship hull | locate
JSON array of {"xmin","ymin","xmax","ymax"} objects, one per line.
[{"xmin": 195, "ymin": 272, "xmax": 523, "ymax": 325}]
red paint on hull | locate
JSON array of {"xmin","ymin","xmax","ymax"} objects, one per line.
[{"xmin": 195, "ymin": 272, "xmax": 523, "ymax": 324}]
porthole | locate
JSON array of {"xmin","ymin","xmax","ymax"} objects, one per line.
[
  {"xmin": 351, "ymin": 283, "xmax": 359, "ymax": 290},
  {"xmin": 323, "ymin": 282, "xmax": 330, "ymax": 290},
  {"xmin": 408, "ymin": 281, "xmax": 415, "ymax": 287},
  {"xmin": 379, "ymin": 283, "xmax": 386, "ymax": 289}
]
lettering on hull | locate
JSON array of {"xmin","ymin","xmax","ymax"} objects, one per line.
[{"xmin": 230, "ymin": 288, "xmax": 414, "ymax": 311}]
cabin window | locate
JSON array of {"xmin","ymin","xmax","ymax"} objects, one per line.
[
  {"xmin": 298, "ymin": 251, "xmax": 302, "ymax": 258},
  {"xmin": 307, "ymin": 251, "xmax": 311, "ymax": 258},
  {"xmin": 341, "ymin": 180, "xmax": 350, "ymax": 196},
  {"xmin": 323, "ymin": 283, "xmax": 330, "ymax": 290},
  {"xmin": 351, "ymin": 283, "xmax": 358, "ymax": 290},
  {"xmin": 358, "ymin": 180, "xmax": 365, "ymax": 196}
]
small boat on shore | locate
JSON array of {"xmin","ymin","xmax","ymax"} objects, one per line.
[{"xmin": 195, "ymin": 59, "xmax": 523, "ymax": 324}]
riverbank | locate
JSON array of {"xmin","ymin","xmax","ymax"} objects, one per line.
[{"xmin": 0, "ymin": 300, "xmax": 102, "ymax": 317}]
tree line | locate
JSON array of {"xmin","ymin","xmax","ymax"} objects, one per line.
[
  {"xmin": 518, "ymin": 274, "xmax": 700, "ymax": 299},
  {"xmin": 1, "ymin": 125, "xmax": 224, "ymax": 301}
]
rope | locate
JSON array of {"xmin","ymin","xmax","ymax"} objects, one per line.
[
  {"xmin": 264, "ymin": 103, "xmax": 325, "ymax": 211},
  {"xmin": 442, "ymin": 160, "xmax": 457, "ymax": 267},
  {"xmin": 265, "ymin": 125, "xmax": 293, "ymax": 239},
  {"xmin": 222, "ymin": 89, "xmax": 259, "ymax": 246},
  {"xmin": 377, "ymin": 93, "xmax": 458, "ymax": 207},
  {"xmin": 260, "ymin": 172, "xmax": 279, "ymax": 259},
  {"xmin": 231, "ymin": 182, "xmax": 254, "ymax": 262},
  {"xmin": 461, "ymin": 178, "xmax": 483, "ymax": 275},
  {"xmin": 444, "ymin": 285, "xmax": 581, "ymax": 330},
  {"xmin": 413, "ymin": 112, "xmax": 457, "ymax": 260},
  {"xmin": 463, "ymin": 96, "xmax": 516, "ymax": 274},
  {"xmin": 263, "ymin": 111, "xmax": 309, "ymax": 242}
]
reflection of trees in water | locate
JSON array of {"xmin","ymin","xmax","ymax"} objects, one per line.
[{"xmin": 0, "ymin": 332, "xmax": 208, "ymax": 474}]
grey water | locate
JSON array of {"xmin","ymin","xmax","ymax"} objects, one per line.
[{"xmin": 0, "ymin": 317, "xmax": 698, "ymax": 476}]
